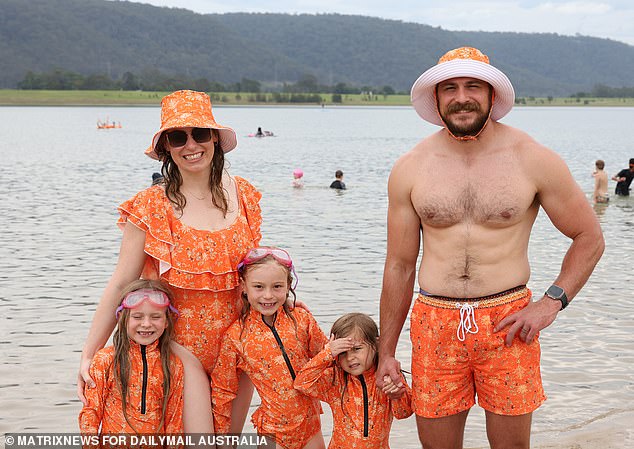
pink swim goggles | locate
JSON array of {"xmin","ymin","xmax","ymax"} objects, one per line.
[
  {"xmin": 237, "ymin": 247, "xmax": 298, "ymax": 289},
  {"xmin": 115, "ymin": 288, "xmax": 179, "ymax": 319}
]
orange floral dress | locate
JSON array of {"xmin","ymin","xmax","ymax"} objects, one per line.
[
  {"xmin": 117, "ymin": 177, "xmax": 262, "ymax": 376},
  {"xmin": 212, "ymin": 307, "xmax": 328, "ymax": 449},
  {"xmin": 295, "ymin": 345, "xmax": 412, "ymax": 449},
  {"xmin": 78, "ymin": 340, "xmax": 184, "ymax": 435}
]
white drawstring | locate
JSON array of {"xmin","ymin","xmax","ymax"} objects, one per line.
[{"xmin": 456, "ymin": 302, "xmax": 479, "ymax": 341}]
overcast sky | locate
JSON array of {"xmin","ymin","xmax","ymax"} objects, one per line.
[{"xmin": 123, "ymin": 0, "xmax": 634, "ymax": 46}]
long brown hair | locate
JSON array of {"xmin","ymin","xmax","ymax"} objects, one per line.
[
  {"xmin": 330, "ymin": 313, "xmax": 379, "ymax": 408},
  {"xmin": 112, "ymin": 279, "xmax": 176, "ymax": 433},
  {"xmin": 238, "ymin": 255, "xmax": 298, "ymax": 337},
  {"xmin": 155, "ymin": 129, "xmax": 229, "ymax": 216}
]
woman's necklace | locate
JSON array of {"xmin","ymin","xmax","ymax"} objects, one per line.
[{"xmin": 184, "ymin": 188, "xmax": 209, "ymax": 201}]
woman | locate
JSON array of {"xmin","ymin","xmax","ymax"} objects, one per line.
[{"xmin": 78, "ymin": 90, "xmax": 261, "ymax": 432}]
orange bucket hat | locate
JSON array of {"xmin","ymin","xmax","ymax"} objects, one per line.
[
  {"xmin": 145, "ymin": 90, "xmax": 237, "ymax": 160},
  {"xmin": 410, "ymin": 47, "xmax": 515, "ymax": 127}
]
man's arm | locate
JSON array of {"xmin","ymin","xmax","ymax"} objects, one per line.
[
  {"xmin": 377, "ymin": 156, "xmax": 422, "ymax": 387},
  {"xmin": 593, "ymin": 173, "xmax": 600, "ymax": 199},
  {"xmin": 611, "ymin": 169, "xmax": 626, "ymax": 182},
  {"xmin": 496, "ymin": 146, "xmax": 604, "ymax": 344}
]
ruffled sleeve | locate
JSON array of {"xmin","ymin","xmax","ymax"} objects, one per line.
[
  {"xmin": 117, "ymin": 186, "xmax": 173, "ymax": 280},
  {"xmin": 117, "ymin": 181, "xmax": 262, "ymax": 292},
  {"xmin": 235, "ymin": 176, "xmax": 262, "ymax": 246}
]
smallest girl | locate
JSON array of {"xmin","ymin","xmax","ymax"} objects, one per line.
[
  {"xmin": 79, "ymin": 279, "xmax": 184, "ymax": 435},
  {"xmin": 295, "ymin": 313, "xmax": 412, "ymax": 449},
  {"xmin": 212, "ymin": 246, "xmax": 328, "ymax": 449}
]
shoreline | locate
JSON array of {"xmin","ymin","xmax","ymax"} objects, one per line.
[
  {"xmin": 2, "ymin": 89, "xmax": 634, "ymax": 107},
  {"xmin": 531, "ymin": 408, "xmax": 634, "ymax": 449}
]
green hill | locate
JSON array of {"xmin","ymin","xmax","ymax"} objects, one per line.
[{"xmin": 1, "ymin": 0, "xmax": 633, "ymax": 96}]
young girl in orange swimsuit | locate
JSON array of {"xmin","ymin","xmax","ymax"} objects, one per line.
[
  {"xmin": 295, "ymin": 313, "xmax": 412, "ymax": 449},
  {"xmin": 79, "ymin": 279, "xmax": 183, "ymax": 436},
  {"xmin": 212, "ymin": 247, "xmax": 328, "ymax": 449}
]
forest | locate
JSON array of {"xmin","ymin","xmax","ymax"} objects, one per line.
[{"xmin": 2, "ymin": 0, "xmax": 634, "ymax": 97}]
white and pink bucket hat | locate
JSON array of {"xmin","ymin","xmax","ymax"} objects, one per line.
[{"xmin": 410, "ymin": 47, "xmax": 515, "ymax": 127}]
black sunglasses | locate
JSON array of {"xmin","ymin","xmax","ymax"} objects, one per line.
[{"xmin": 166, "ymin": 128, "xmax": 213, "ymax": 148}]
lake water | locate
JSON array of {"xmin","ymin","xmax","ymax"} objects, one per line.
[{"xmin": 1, "ymin": 104, "xmax": 633, "ymax": 448}]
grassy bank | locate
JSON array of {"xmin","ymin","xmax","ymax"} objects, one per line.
[{"xmin": 1, "ymin": 89, "xmax": 634, "ymax": 107}]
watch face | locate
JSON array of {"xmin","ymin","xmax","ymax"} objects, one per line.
[{"xmin": 547, "ymin": 285, "xmax": 565, "ymax": 299}]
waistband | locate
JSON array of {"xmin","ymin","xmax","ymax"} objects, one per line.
[{"xmin": 417, "ymin": 285, "xmax": 529, "ymax": 309}]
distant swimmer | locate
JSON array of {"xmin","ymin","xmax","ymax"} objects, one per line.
[
  {"xmin": 329, "ymin": 170, "xmax": 346, "ymax": 190},
  {"xmin": 151, "ymin": 172, "xmax": 164, "ymax": 186},
  {"xmin": 253, "ymin": 127, "xmax": 274, "ymax": 137},
  {"xmin": 612, "ymin": 157, "xmax": 634, "ymax": 196},
  {"xmin": 592, "ymin": 160, "xmax": 609, "ymax": 203},
  {"xmin": 292, "ymin": 168, "xmax": 304, "ymax": 188}
]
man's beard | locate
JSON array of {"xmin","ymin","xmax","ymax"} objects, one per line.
[{"xmin": 440, "ymin": 101, "xmax": 490, "ymax": 137}]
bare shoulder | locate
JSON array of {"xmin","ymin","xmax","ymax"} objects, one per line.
[
  {"xmin": 507, "ymin": 126, "xmax": 571, "ymax": 185},
  {"xmin": 390, "ymin": 132, "xmax": 442, "ymax": 186}
]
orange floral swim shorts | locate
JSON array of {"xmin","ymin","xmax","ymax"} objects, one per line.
[{"xmin": 410, "ymin": 286, "xmax": 546, "ymax": 418}]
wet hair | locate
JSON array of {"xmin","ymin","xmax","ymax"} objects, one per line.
[
  {"xmin": 238, "ymin": 255, "xmax": 298, "ymax": 337},
  {"xmin": 154, "ymin": 129, "xmax": 229, "ymax": 217},
  {"xmin": 335, "ymin": 170, "xmax": 344, "ymax": 178},
  {"xmin": 330, "ymin": 313, "xmax": 379, "ymax": 408},
  {"xmin": 595, "ymin": 160, "xmax": 605, "ymax": 170},
  {"xmin": 112, "ymin": 279, "xmax": 176, "ymax": 433},
  {"xmin": 629, "ymin": 158, "xmax": 634, "ymax": 165}
]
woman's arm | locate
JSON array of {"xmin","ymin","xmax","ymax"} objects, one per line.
[{"xmin": 78, "ymin": 223, "xmax": 147, "ymax": 404}]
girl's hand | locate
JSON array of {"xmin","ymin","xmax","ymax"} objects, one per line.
[
  {"xmin": 381, "ymin": 375, "xmax": 405, "ymax": 399},
  {"xmin": 327, "ymin": 334, "xmax": 354, "ymax": 358},
  {"xmin": 77, "ymin": 355, "xmax": 95, "ymax": 406}
]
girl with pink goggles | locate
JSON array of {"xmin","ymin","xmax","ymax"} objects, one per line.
[
  {"xmin": 237, "ymin": 247, "xmax": 298, "ymax": 289},
  {"xmin": 115, "ymin": 288, "xmax": 179, "ymax": 319}
]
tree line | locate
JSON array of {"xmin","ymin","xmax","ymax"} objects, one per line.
[
  {"xmin": 17, "ymin": 69, "xmax": 400, "ymax": 96},
  {"xmin": 573, "ymin": 84, "xmax": 634, "ymax": 98}
]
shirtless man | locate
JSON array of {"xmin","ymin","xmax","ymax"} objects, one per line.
[
  {"xmin": 593, "ymin": 159, "xmax": 609, "ymax": 203},
  {"xmin": 377, "ymin": 47, "xmax": 604, "ymax": 449}
]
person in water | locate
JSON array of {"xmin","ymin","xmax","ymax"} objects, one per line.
[
  {"xmin": 292, "ymin": 168, "xmax": 305, "ymax": 188},
  {"xmin": 329, "ymin": 170, "xmax": 346, "ymax": 190},
  {"xmin": 592, "ymin": 160, "xmax": 609, "ymax": 204},
  {"xmin": 295, "ymin": 312, "xmax": 412, "ymax": 448},
  {"xmin": 79, "ymin": 279, "xmax": 183, "ymax": 435},
  {"xmin": 151, "ymin": 172, "xmax": 164, "ymax": 186},
  {"xmin": 377, "ymin": 46, "xmax": 604, "ymax": 449},
  {"xmin": 612, "ymin": 157, "xmax": 634, "ymax": 196},
  {"xmin": 212, "ymin": 247, "xmax": 327, "ymax": 449}
]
